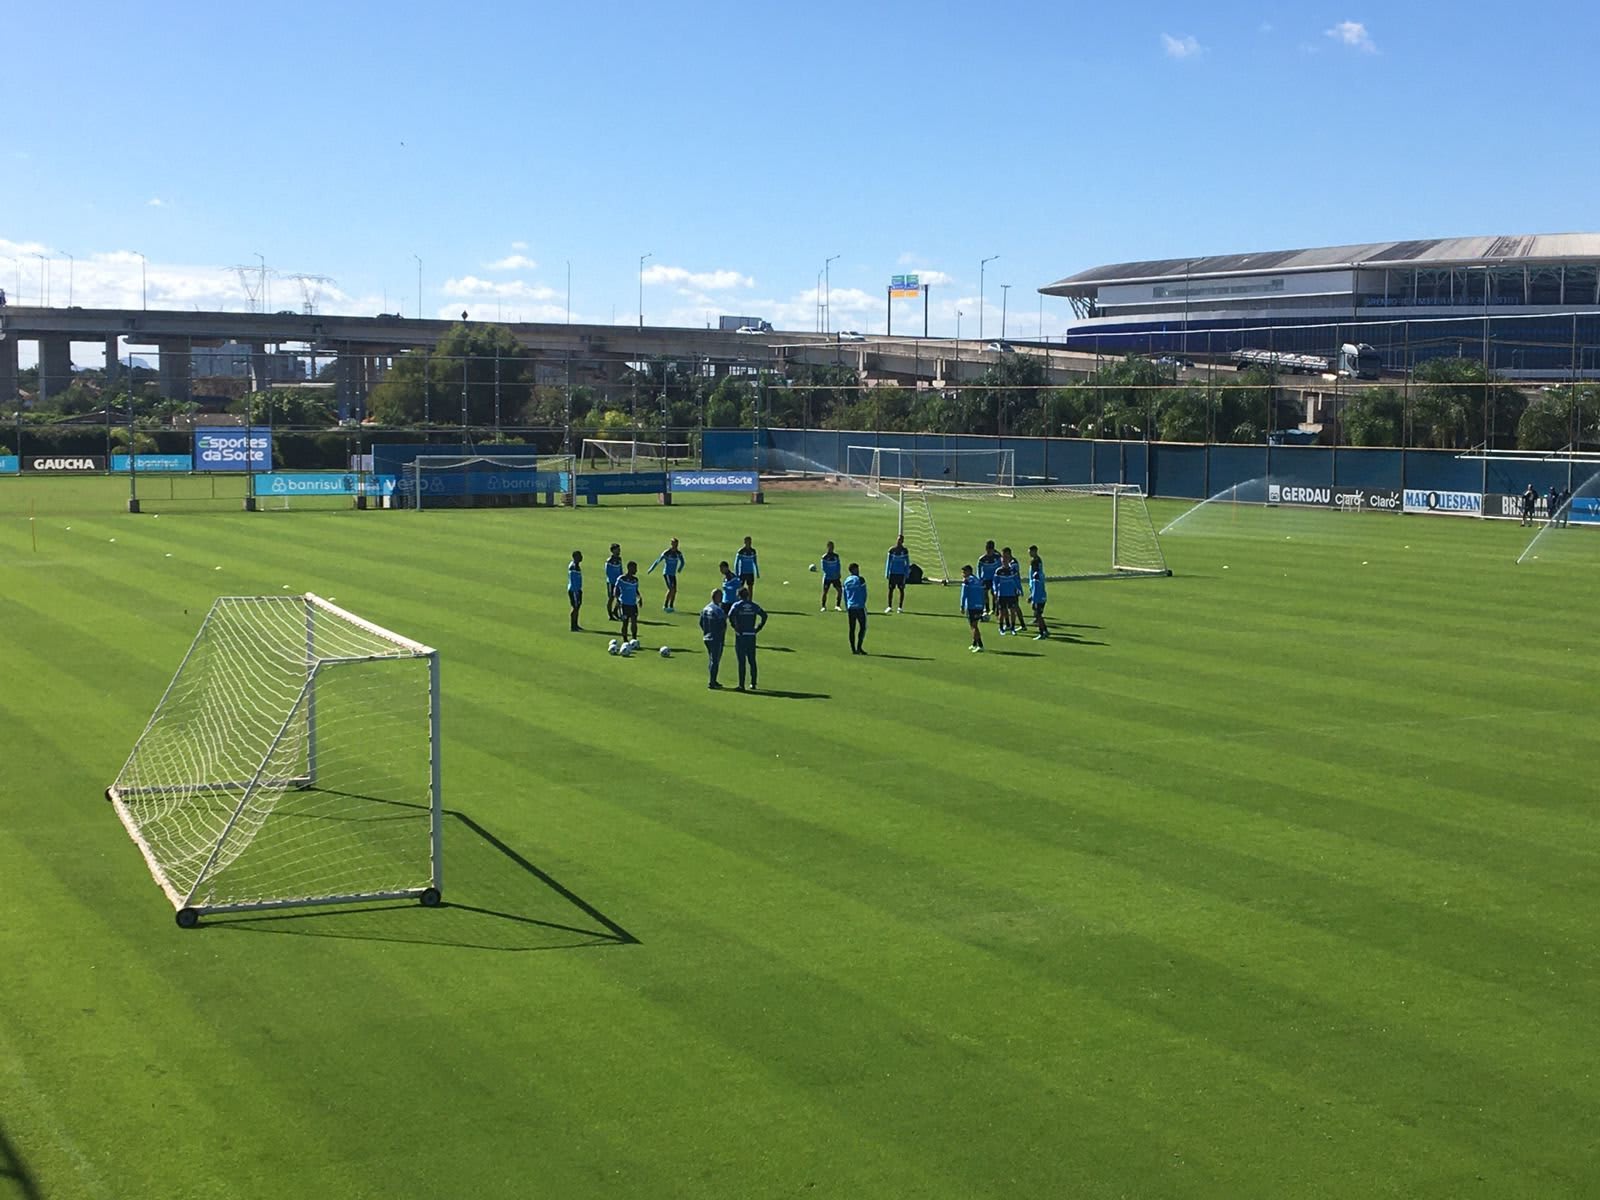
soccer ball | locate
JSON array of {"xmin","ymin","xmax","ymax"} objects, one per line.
[
  {"xmin": 659, "ymin": 646, "xmax": 671, "ymax": 658},
  {"xmin": 808, "ymin": 562, "xmax": 818, "ymax": 572},
  {"xmin": 607, "ymin": 639, "xmax": 620, "ymax": 655},
  {"xmin": 619, "ymin": 642, "xmax": 634, "ymax": 657}
]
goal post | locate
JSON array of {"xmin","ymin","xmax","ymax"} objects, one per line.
[
  {"xmin": 107, "ymin": 594, "xmax": 442, "ymax": 927},
  {"xmin": 846, "ymin": 445, "xmax": 1016, "ymax": 498},
  {"xmin": 409, "ymin": 453, "xmax": 574, "ymax": 511},
  {"xmin": 896, "ymin": 483, "xmax": 1170, "ymax": 583},
  {"xmin": 579, "ymin": 438, "xmax": 692, "ymax": 471}
]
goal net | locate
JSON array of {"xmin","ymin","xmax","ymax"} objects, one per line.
[
  {"xmin": 408, "ymin": 453, "xmax": 573, "ymax": 510},
  {"xmin": 845, "ymin": 445, "xmax": 1016, "ymax": 498},
  {"xmin": 580, "ymin": 438, "xmax": 692, "ymax": 470},
  {"xmin": 896, "ymin": 483, "xmax": 1170, "ymax": 584},
  {"xmin": 107, "ymin": 594, "xmax": 442, "ymax": 927}
]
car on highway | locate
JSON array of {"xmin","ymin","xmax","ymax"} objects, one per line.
[
  {"xmin": 735, "ymin": 325, "xmax": 765, "ymax": 334},
  {"xmin": 837, "ymin": 330, "xmax": 865, "ymax": 342},
  {"xmin": 985, "ymin": 341, "xmax": 1015, "ymax": 352}
]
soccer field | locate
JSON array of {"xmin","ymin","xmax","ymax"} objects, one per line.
[{"xmin": 2, "ymin": 476, "xmax": 1598, "ymax": 1199}]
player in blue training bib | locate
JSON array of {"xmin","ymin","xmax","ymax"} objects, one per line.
[
  {"xmin": 566, "ymin": 549, "xmax": 584, "ymax": 632},
  {"xmin": 733, "ymin": 536, "xmax": 760, "ymax": 597},
  {"xmin": 842, "ymin": 563, "xmax": 868, "ymax": 654},
  {"xmin": 604, "ymin": 543, "xmax": 624, "ymax": 620},
  {"xmin": 884, "ymin": 535, "xmax": 911, "ymax": 613},
  {"xmin": 615, "ymin": 561, "xmax": 642, "ymax": 642},
  {"xmin": 648, "ymin": 537, "xmax": 686, "ymax": 612},
  {"xmin": 718, "ymin": 561, "xmax": 742, "ymax": 611},
  {"xmin": 959, "ymin": 564, "xmax": 987, "ymax": 652},
  {"xmin": 977, "ymin": 540, "xmax": 1002, "ymax": 618},
  {"xmin": 1028, "ymin": 552, "xmax": 1049, "ymax": 640},
  {"xmin": 819, "ymin": 541, "xmax": 842, "ymax": 611}
]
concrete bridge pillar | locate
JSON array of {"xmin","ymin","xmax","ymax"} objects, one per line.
[
  {"xmin": 157, "ymin": 340, "xmax": 193, "ymax": 401},
  {"xmin": 0, "ymin": 337, "xmax": 17, "ymax": 409},
  {"xmin": 248, "ymin": 342, "xmax": 270, "ymax": 393},
  {"xmin": 104, "ymin": 336, "xmax": 121, "ymax": 388},
  {"xmin": 336, "ymin": 348, "xmax": 367, "ymax": 420},
  {"xmin": 38, "ymin": 335, "xmax": 72, "ymax": 407}
]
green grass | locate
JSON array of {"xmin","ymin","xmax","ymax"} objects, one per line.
[{"xmin": 2, "ymin": 476, "xmax": 1598, "ymax": 1199}]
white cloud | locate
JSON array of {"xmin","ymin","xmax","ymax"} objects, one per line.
[
  {"xmin": 641, "ymin": 264, "xmax": 754, "ymax": 291},
  {"xmin": 1326, "ymin": 20, "xmax": 1376, "ymax": 52},
  {"xmin": 441, "ymin": 274, "xmax": 558, "ymax": 301},
  {"xmin": 510, "ymin": 240, "xmax": 528, "ymax": 250},
  {"xmin": 486, "ymin": 254, "xmax": 537, "ymax": 271},
  {"xmin": 146, "ymin": 197, "xmax": 165, "ymax": 207},
  {"xmin": 894, "ymin": 267, "xmax": 952, "ymax": 287},
  {"xmin": 1161, "ymin": 33, "xmax": 1203, "ymax": 59}
]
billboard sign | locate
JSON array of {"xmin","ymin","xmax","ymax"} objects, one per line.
[
  {"xmin": 1568, "ymin": 496, "xmax": 1600, "ymax": 526},
  {"xmin": 194, "ymin": 427, "xmax": 271, "ymax": 471},
  {"xmin": 1402, "ymin": 489, "xmax": 1481, "ymax": 516},
  {"xmin": 572, "ymin": 471, "xmax": 668, "ymax": 498},
  {"xmin": 22, "ymin": 455, "xmax": 104, "ymax": 472},
  {"xmin": 1264, "ymin": 483, "xmax": 1401, "ymax": 512},
  {"xmin": 890, "ymin": 273, "xmax": 920, "ymax": 298},
  {"xmin": 0, "ymin": 455, "xmax": 17, "ymax": 474},
  {"xmin": 111, "ymin": 453, "xmax": 193, "ymax": 473},
  {"xmin": 253, "ymin": 472, "xmax": 397, "ymax": 498},
  {"xmin": 670, "ymin": 470, "xmax": 759, "ymax": 492}
]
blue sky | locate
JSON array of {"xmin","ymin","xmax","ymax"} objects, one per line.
[{"xmin": 6, "ymin": 0, "xmax": 1600, "ymax": 363}]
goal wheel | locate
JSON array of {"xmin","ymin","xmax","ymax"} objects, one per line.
[
  {"xmin": 104, "ymin": 787, "xmax": 114, "ymax": 803},
  {"xmin": 175, "ymin": 908, "xmax": 200, "ymax": 929},
  {"xmin": 419, "ymin": 887, "xmax": 442, "ymax": 908}
]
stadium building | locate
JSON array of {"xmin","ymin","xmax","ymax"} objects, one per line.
[{"xmin": 1041, "ymin": 234, "xmax": 1600, "ymax": 378}]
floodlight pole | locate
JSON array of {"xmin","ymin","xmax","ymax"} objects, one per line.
[{"xmin": 980, "ymin": 255, "xmax": 999, "ymax": 342}]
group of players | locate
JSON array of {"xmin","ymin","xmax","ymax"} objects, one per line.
[
  {"xmin": 1520, "ymin": 482, "xmax": 1575, "ymax": 527},
  {"xmin": 564, "ymin": 530, "xmax": 1054, "ymax": 688}
]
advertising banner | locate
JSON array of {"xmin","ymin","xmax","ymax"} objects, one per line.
[
  {"xmin": 670, "ymin": 469, "xmax": 759, "ymax": 492},
  {"xmin": 1482, "ymin": 492, "xmax": 1550, "ymax": 522},
  {"xmin": 0, "ymin": 455, "xmax": 17, "ymax": 474},
  {"xmin": 111, "ymin": 454, "xmax": 194, "ymax": 473},
  {"xmin": 1265, "ymin": 483, "xmax": 1401, "ymax": 512},
  {"xmin": 1569, "ymin": 496, "xmax": 1600, "ymax": 526},
  {"xmin": 194, "ymin": 427, "xmax": 271, "ymax": 471},
  {"xmin": 1402, "ymin": 489, "xmax": 1482, "ymax": 516},
  {"xmin": 253, "ymin": 472, "xmax": 397, "ymax": 498},
  {"xmin": 22, "ymin": 454, "xmax": 105, "ymax": 472},
  {"xmin": 573, "ymin": 471, "xmax": 668, "ymax": 498}
]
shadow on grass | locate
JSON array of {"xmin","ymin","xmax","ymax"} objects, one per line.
[
  {"xmin": 861, "ymin": 652, "xmax": 934, "ymax": 662},
  {"xmin": 0, "ymin": 1121, "xmax": 40, "ymax": 1200},
  {"xmin": 741, "ymin": 688, "xmax": 830, "ymax": 700},
  {"xmin": 206, "ymin": 807, "xmax": 638, "ymax": 953}
]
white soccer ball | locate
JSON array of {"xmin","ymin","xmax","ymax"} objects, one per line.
[
  {"xmin": 607, "ymin": 639, "xmax": 620, "ymax": 655},
  {"xmin": 808, "ymin": 562, "xmax": 818, "ymax": 572},
  {"xmin": 659, "ymin": 646, "xmax": 671, "ymax": 658},
  {"xmin": 619, "ymin": 642, "xmax": 634, "ymax": 657}
]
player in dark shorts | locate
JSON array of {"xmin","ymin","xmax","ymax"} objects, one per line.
[
  {"xmin": 566, "ymin": 549, "xmax": 584, "ymax": 632},
  {"xmin": 959, "ymin": 565, "xmax": 986, "ymax": 653},
  {"xmin": 615, "ymin": 561, "xmax": 641, "ymax": 643},
  {"xmin": 884, "ymin": 534, "xmax": 910, "ymax": 613}
]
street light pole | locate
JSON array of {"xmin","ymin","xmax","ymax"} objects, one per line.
[
  {"xmin": 979, "ymin": 255, "xmax": 999, "ymax": 342},
  {"xmin": 33, "ymin": 253, "xmax": 47, "ymax": 306},
  {"xmin": 66, "ymin": 253, "xmax": 73, "ymax": 307},
  {"xmin": 639, "ymin": 252, "xmax": 652, "ymax": 330},
  {"xmin": 1000, "ymin": 284, "xmax": 1010, "ymax": 340},
  {"xmin": 566, "ymin": 260, "xmax": 571, "ymax": 324},
  {"xmin": 824, "ymin": 254, "xmax": 839, "ymax": 333},
  {"xmin": 413, "ymin": 254, "xmax": 422, "ymax": 319},
  {"xmin": 137, "ymin": 252, "xmax": 146, "ymax": 310}
]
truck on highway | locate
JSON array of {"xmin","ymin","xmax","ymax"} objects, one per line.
[
  {"xmin": 718, "ymin": 315, "xmax": 772, "ymax": 332},
  {"xmin": 1232, "ymin": 342, "xmax": 1380, "ymax": 380}
]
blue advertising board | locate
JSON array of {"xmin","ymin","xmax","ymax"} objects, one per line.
[
  {"xmin": 1568, "ymin": 496, "xmax": 1600, "ymax": 526},
  {"xmin": 670, "ymin": 469, "xmax": 758, "ymax": 492},
  {"xmin": 573, "ymin": 471, "xmax": 669, "ymax": 498},
  {"xmin": 0, "ymin": 455, "xmax": 17, "ymax": 475},
  {"xmin": 394, "ymin": 470, "xmax": 569, "ymax": 497},
  {"xmin": 253, "ymin": 472, "xmax": 397, "ymax": 498},
  {"xmin": 112, "ymin": 454, "xmax": 194, "ymax": 473},
  {"xmin": 194, "ymin": 427, "xmax": 271, "ymax": 471}
]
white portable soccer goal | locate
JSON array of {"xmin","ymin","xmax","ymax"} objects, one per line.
[
  {"xmin": 896, "ymin": 482, "xmax": 1170, "ymax": 584},
  {"xmin": 846, "ymin": 445, "xmax": 1016, "ymax": 498},
  {"xmin": 107, "ymin": 594, "xmax": 442, "ymax": 927},
  {"xmin": 579, "ymin": 438, "xmax": 691, "ymax": 470},
  {"xmin": 409, "ymin": 453, "xmax": 574, "ymax": 510}
]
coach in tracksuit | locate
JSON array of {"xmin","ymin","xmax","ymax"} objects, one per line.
[{"xmin": 699, "ymin": 591, "xmax": 728, "ymax": 690}]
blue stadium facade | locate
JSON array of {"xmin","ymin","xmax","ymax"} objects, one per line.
[{"xmin": 1041, "ymin": 234, "xmax": 1600, "ymax": 378}]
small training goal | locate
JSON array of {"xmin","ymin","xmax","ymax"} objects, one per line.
[
  {"xmin": 407, "ymin": 453, "xmax": 574, "ymax": 510},
  {"xmin": 106, "ymin": 594, "xmax": 442, "ymax": 927},
  {"xmin": 580, "ymin": 438, "xmax": 692, "ymax": 471},
  {"xmin": 846, "ymin": 445, "xmax": 1016, "ymax": 497}
]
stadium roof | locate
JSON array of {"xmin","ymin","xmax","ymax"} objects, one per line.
[{"xmin": 1042, "ymin": 233, "xmax": 1600, "ymax": 296}]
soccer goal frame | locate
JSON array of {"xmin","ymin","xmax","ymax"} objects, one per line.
[
  {"xmin": 107, "ymin": 594, "xmax": 442, "ymax": 928},
  {"xmin": 846, "ymin": 445, "xmax": 1016, "ymax": 498},
  {"xmin": 409, "ymin": 453, "xmax": 574, "ymax": 511},
  {"xmin": 896, "ymin": 482, "xmax": 1171, "ymax": 584},
  {"xmin": 580, "ymin": 438, "xmax": 692, "ymax": 471}
]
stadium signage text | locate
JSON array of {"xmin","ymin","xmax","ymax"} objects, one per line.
[
  {"xmin": 253, "ymin": 472, "xmax": 397, "ymax": 497},
  {"xmin": 670, "ymin": 470, "xmax": 759, "ymax": 492},
  {"xmin": 1403, "ymin": 489, "xmax": 1482, "ymax": 516},
  {"xmin": 24, "ymin": 455, "xmax": 104, "ymax": 472},
  {"xmin": 573, "ymin": 471, "xmax": 669, "ymax": 497},
  {"xmin": 1482, "ymin": 492, "xmax": 1549, "ymax": 521},
  {"xmin": 1569, "ymin": 497, "xmax": 1600, "ymax": 526},
  {"xmin": 111, "ymin": 453, "xmax": 194, "ymax": 473},
  {"xmin": 194, "ymin": 427, "xmax": 271, "ymax": 471},
  {"xmin": 1265, "ymin": 484, "xmax": 1401, "ymax": 511}
]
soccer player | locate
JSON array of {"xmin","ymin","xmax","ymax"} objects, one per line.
[
  {"xmin": 842, "ymin": 562, "xmax": 868, "ymax": 654},
  {"xmin": 977, "ymin": 540, "xmax": 1002, "ymax": 618},
  {"xmin": 699, "ymin": 589, "xmax": 728, "ymax": 689},
  {"xmin": 1028, "ymin": 552, "xmax": 1050, "ymax": 640},
  {"xmin": 718, "ymin": 561, "xmax": 742, "ymax": 612},
  {"xmin": 734, "ymin": 536, "xmax": 760, "ymax": 597},
  {"xmin": 604, "ymin": 543, "xmax": 624, "ymax": 619},
  {"xmin": 1520, "ymin": 483, "xmax": 1538, "ymax": 527},
  {"xmin": 727, "ymin": 586, "xmax": 768, "ymax": 691},
  {"xmin": 566, "ymin": 549, "xmax": 584, "ymax": 632},
  {"xmin": 648, "ymin": 537, "xmax": 686, "ymax": 612},
  {"xmin": 959, "ymin": 564, "xmax": 986, "ymax": 653},
  {"xmin": 819, "ymin": 540, "xmax": 842, "ymax": 611},
  {"xmin": 884, "ymin": 534, "xmax": 910, "ymax": 613},
  {"xmin": 616, "ymin": 561, "xmax": 641, "ymax": 642},
  {"xmin": 992, "ymin": 548, "xmax": 1023, "ymax": 635}
]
